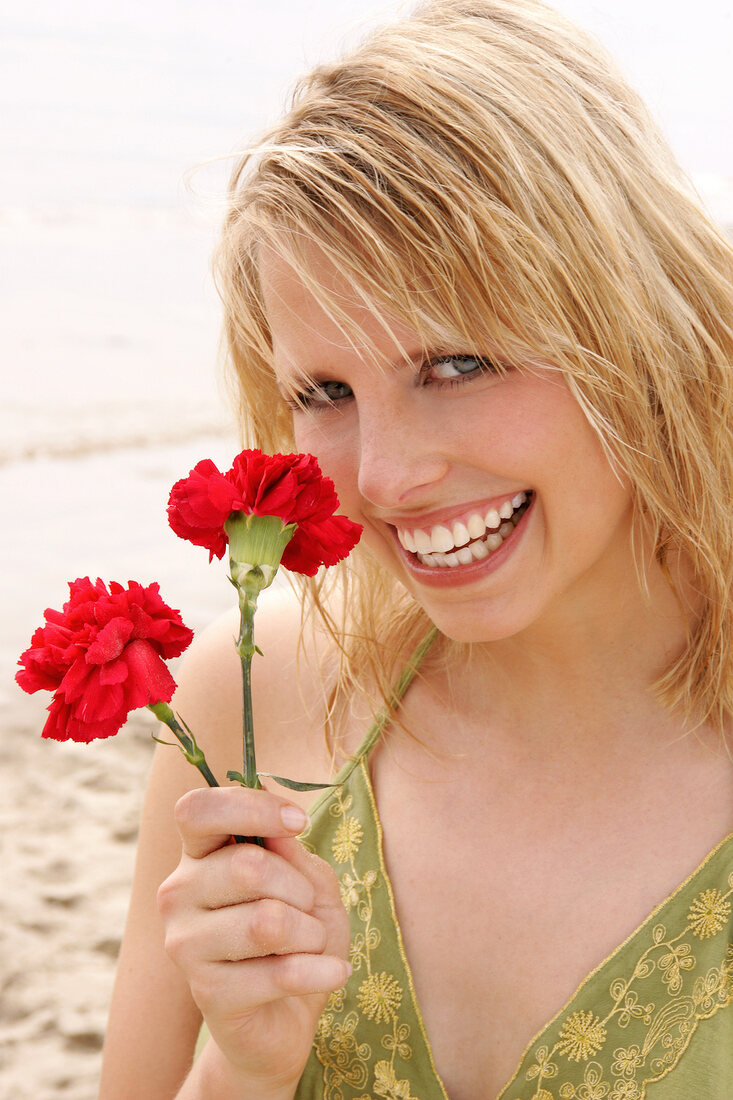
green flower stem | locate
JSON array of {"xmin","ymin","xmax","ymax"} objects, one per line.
[
  {"xmin": 147, "ymin": 701, "xmax": 246, "ymax": 845},
  {"xmin": 233, "ymin": 566, "xmax": 268, "ymax": 847},
  {"xmin": 147, "ymin": 701, "xmax": 219, "ymax": 787}
]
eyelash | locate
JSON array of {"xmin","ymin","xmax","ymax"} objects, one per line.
[{"xmin": 286, "ymin": 354, "xmax": 501, "ymax": 412}]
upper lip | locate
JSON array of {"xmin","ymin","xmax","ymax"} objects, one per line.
[{"xmin": 377, "ymin": 492, "xmax": 531, "ymax": 534}]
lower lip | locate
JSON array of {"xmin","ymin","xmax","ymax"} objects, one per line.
[{"xmin": 395, "ymin": 498, "xmax": 534, "ymax": 588}]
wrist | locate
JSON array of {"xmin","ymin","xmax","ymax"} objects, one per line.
[{"xmin": 177, "ymin": 1042, "xmax": 298, "ymax": 1100}]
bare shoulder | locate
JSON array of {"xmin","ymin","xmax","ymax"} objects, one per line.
[{"xmin": 171, "ymin": 584, "xmax": 337, "ymax": 800}]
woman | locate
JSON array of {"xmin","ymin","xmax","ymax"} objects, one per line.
[{"xmin": 100, "ymin": 1, "xmax": 733, "ymax": 1097}]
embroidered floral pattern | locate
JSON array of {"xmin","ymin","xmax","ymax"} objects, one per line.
[
  {"xmin": 358, "ymin": 972, "xmax": 404, "ymax": 1024},
  {"xmin": 374, "ymin": 1058, "xmax": 417, "ymax": 1098},
  {"xmin": 500, "ymin": 845, "xmax": 733, "ymax": 1100},
  {"xmin": 688, "ymin": 888, "xmax": 731, "ymax": 939},
  {"xmin": 333, "ymin": 817, "xmax": 365, "ymax": 863},
  {"xmin": 299, "ymin": 779, "xmax": 436, "ymax": 1100},
  {"xmin": 608, "ymin": 1080, "xmax": 641, "ymax": 1100},
  {"xmin": 526, "ymin": 1046, "xmax": 558, "ymax": 1082},
  {"xmin": 557, "ymin": 1013, "xmax": 607, "ymax": 1062},
  {"xmin": 559, "ymin": 1062, "xmax": 609, "ymax": 1098},
  {"xmin": 610, "ymin": 1046, "xmax": 642, "ymax": 1078}
]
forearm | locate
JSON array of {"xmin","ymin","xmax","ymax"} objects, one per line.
[{"xmin": 176, "ymin": 1040, "xmax": 299, "ymax": 1100}]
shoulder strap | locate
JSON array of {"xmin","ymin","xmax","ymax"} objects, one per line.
[{"xmin": 332, "ymin": 625, "xmax": 439, "ymax": 786}]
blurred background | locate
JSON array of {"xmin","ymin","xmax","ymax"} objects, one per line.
[{"xmin": 1, "ymin": 1, "xmax": 730, "ymax": 1095}]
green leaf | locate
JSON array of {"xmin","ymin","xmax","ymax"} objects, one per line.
[
  {"xmin": 151, "ymin": 733, "xmax": 177, "ymax": 748},
  {"xmin": 259, "ymin": 771, "xmax": 339, "ymax": 792},
  {"xmin": 226, "ymin": 770, "xmax": 247, "ymax": 785}
]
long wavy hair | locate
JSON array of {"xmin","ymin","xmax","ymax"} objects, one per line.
[{"xmin": 214, "ymin": 0, "xmax": 733, "ymax": 736}]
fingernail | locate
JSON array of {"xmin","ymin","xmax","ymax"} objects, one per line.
[{"xmin": 280, "ymin": 804, "xmax": 309, "ymax": 832}]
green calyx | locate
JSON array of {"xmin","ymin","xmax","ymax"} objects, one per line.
[{"xmin": 225, "ymin": 512, "xmax": 295, "ymax": 590}]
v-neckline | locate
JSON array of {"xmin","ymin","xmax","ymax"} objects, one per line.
[{"xmin": 357, "ymin": 752, "xmax": 733, "ymax": 1099}]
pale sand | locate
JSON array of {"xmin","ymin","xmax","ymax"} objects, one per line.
[{"xmin": 0, "ymin": 436, "xmax": 241, "ymax": 1098}]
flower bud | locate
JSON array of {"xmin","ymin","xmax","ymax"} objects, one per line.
[{"xmin": 224, "ymin": 512, "xmax": 296, "ymax": 590}]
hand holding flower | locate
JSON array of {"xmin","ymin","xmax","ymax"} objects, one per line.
[{"xmin": 158, "ymin": 784, "xmax": 351, "ymax": 1097}]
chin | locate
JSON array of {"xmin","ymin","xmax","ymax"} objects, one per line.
[{"xmin": 418, "ymin": 599, "xmax": 541, "ymax": 646}]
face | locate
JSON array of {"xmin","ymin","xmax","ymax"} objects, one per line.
[{"xmin": 260, "ymin": 247, "xmax": 635, "ymax": 644}]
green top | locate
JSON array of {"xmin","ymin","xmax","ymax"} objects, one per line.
[
  {"xmin": 296, "ymin": 638, "xmax": 733, "ymax": 1099},
  {"xmin": 198, "ymin": 635, "xmax": 733, "ymax": 1097}
]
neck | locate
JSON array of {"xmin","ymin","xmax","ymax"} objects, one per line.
[{"xmin": 439, "ymin": 549, "xmax": 702, "ymax": 752}]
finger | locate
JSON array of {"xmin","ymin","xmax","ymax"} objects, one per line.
[
  {"xmin": 170, "ymin": 897, "xmax": 331, "ymax": 970},
  {"xmin": 195, "ymin": 953, "xmax": 352, "ymax": 1018},
  {"xmin": 267, "ymin": 837, "xmax": 351, "ymax": 959},
  {"xmin": 175, "ymin": 786, "xmax": 309, "ymax": 858},
  {"xmin": 268, "ymin": 836, "xmax": 346, "ymax": 913},
  {"xmin": 193, "ymin": 841, "xmax": 317, "ymax": 914}
]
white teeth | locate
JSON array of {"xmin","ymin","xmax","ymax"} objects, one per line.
[
  {"xmin": 413, "ymin": 528, "xmax": 432, "ymax": 554},
  {"xmin": 400, "ymin": 528, "xmax": 417, "ymax": 553},
  {"xmin": 430, "ymin": 525, "xmax": 455, "ymax": 553},
  {"xmin": 466, "ymin": 513, "xmax": 486, "ymax": 540},
  {"xmin": 400, "ymin": 492, "xmax": 531, "ymax": 563},
  {"xmin": 452, "ymin": 521, "xmax": 470, "ymax": 547}
]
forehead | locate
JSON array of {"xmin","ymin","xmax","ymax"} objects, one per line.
[{"xmin": 258, "ymin": 244, "xmax": 422, "ymax": 381}]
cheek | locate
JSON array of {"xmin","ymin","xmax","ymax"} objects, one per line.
[{"xmin": 293, "ymin": 420, "xmax": 361, "ymax": 511}]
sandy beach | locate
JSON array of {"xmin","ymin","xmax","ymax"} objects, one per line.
[{"xmin": 0, "ymin": 438, "xmax": 244, "ymax": 1099}]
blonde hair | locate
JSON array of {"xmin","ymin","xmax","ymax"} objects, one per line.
[{"xmin": 215, "ymin": 0, "xmax": 733, "ymax": 733}]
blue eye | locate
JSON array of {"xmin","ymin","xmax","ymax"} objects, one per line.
[
  {"xmin": 426, "ymin": 354, "xmax": 500, "ymax": 382},
  {"xmin": 289, "ymin": 379, "xmax": 353, "ymax": 411}
]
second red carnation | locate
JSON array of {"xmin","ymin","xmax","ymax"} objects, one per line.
[{"xmin": 16, "ymin": 578, "xmax": 194, "ymax": 742}]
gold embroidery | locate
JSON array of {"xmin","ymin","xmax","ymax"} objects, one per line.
[
  {"xmin": 608, "ymin": 1080, "xmax": 641, "ymax": 1100},
  {"xmin": 687, "ymin": 887, "xmax": 731, "ymax": 939},
  {"xmin": 306, "ymin": 782, "xmax": 430, "ymax": 1100},
  {"xmin": 657, "ymin": 940, "xmax": 693, "ymax": 993},
  {"xmin": 526, "ymin": 1045, "xmax": 558, "ymax": 1082},
  {"xmin": 503, "ymin": 858, "xmax": 733, "ymax": 1100},
  {"xmin": 559, "ymin": 1061, "xmax": 610, "ymax": 1098},
  {"xmin": 609, "ymin": 1046, "xmax": 642, "ymax": 1078},
  {"xmin": 333, "ymin": 817, "xmax": 365, "ymax": 863},
  {"xmin": 357, "ymin": 972, "xmax": 404, "ymax": 1024},
  {"xmin": 556, "ymin": 1013, "xmax": 607, "ymax": 1062},
  {"xmin": 374, "ymin": 1059, "xmax": 417, "ymax": 1099}
]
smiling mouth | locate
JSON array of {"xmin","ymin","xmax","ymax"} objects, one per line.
[{"xmin": 396, "ymin": 491, "xmax": 533, "ymax": 569}]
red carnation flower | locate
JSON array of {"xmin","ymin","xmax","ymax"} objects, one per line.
[
  {"xmin": 16, "ymin": 578, "xmax": 193, "ymax": 742},
  {"xmin": 167, "ymin": 449, "xmax": 362, "ymax": 576}
]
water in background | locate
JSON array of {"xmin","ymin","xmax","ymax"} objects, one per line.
[{"xmin": 1, "ymin": 0, "xmax": 731, "ymax": 463}]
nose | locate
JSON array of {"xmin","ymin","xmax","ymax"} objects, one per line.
[{"xmin": 355, "ymin": 397, "xmax": 449, "ymax": 509}]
